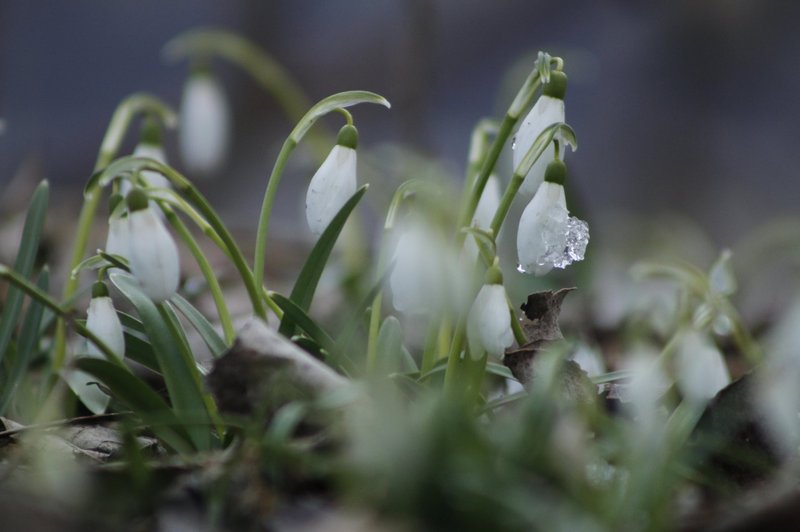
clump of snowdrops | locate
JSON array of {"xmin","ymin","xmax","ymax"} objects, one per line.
[{"xmin": 0, "ymin": 29, "xmax": 797, "ymax": 531}]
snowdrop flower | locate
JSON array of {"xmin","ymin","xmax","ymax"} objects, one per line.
[
  {"xmin": 513, "ymin": 71, "xmax": 567, "ymax": 198},
  {"xmin": 179, "ymin": 69, "xmax": 231, "ymax": 176},
  {"xmin": 306, "ymin": 125, "xmax": 358, "ymax": 236},
  {"xmin": 516, "ymin": 159, "xmax": 588, "ymax": 276},
  {"xmin": 389, "ymin": 217, "xmax": 465, "ymax": 315},
  {"xmin": 86, "ymin": 281, "xmax": 125, "ymax": 360},
  {"xmin": 126, "ymin": 188, "xmax": 180, "ymax": 302},
  {"xmin": 464, "ymin": 174, "xmax": 501, "ymax": 261},
  {"xmin": 65, "ymin": 282, "xmax": 125, "ymax": 414},
  {"xmin": 674, "ymin": 330, "xmax": 730, "ymax": 404},
  {"xmin": 105, "ymin": 194, "xmax": 130, "ymax": 259},
  {"xmin": 467, "ymin": 265, "xmax": 513, "ymax": 359}
]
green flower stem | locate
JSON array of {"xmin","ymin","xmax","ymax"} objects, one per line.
[
  {"xmin": 509, "ymin": 302, "xmax": 527, "ymax": 346},
  {"xmin": 157, "ymin": 164, "xmax": 268, "ymax": 319},
  {"xmin": 420, "ymin": 318, "xmax": 441, "ymax": 375},
  {"xmin": 457, "ymin": 114, "xmax": 517, "ymax": 240},
  {"xmin": 365, "ymin": 291, "xmax": 384, "ymax": 372},
  {"xmin": 254, "ymin": 138, "xmax": 296, "ymax": 298},
  {"xmin": 54, "ymin": 94, "xmax": 177, "ymax": 370},
  {"xmin": 465, "ymin": 352, "xmax": 489, "ymax": 404},
  {"xmin": 0, "ymin": 265, "xmax": 125, "ymax": 368},
  {"xmin": 162, "ymin": 205, "xmax": 235, "ymax": 344},
  {"xmin": 489, "ymin": 172, "xmax": 526, "ymax": 236},
  {"xmin": 443, "ymin": 319, "xmax": 466, "ymax": 394}
]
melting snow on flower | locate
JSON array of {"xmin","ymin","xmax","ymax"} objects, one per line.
[{"xmin": 516, "ymin": 180, "xmax": 588, "ymax": 276}]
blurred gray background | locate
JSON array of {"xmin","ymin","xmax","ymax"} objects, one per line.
[{"xmin": 2, "ymin": 0, "xmax": 800, "ymax": 243}]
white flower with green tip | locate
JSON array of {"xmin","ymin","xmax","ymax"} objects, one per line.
[
  {"xmin": 467, "ymin": 265, "xmax": 513, "ymax": 359},
  {"xmin": 126, "ymin": 188, "xmax": 180, "ymax": 302},
  {"xmin": 305, "ymin": 125, "xmax": 358, "ymax": 236},
  {"xmin": 513, "ymin": 71, "xmax": 567, "ymax": 198},
  {"xmin": 179, "ymin": 70, "xmax": 230, "ymax": 176}
]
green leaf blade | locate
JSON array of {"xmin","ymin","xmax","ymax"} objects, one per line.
[{"xmin": 279, "ymin": 186, "xmax": 368, "ymax": 337}]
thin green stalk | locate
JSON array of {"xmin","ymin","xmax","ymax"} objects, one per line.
[
  {"xmin": 420, "ymin": 318, "xmax": 441, "ymax": 375},
  {"xmin": 162, "ymin": 206, "xmax": 235, "ymax": 344},
  {"xmin": 509, "ymin": 302, "xmax": 527, "ymax": 346},
  {"xmin": 55, "ymin": 94, "xmax": 176, "ymax": 369},
  {"xmin": 366, "ymin": 291, "xmax": 384, "ymax": 372},
  {"xmin": 254, "ymin": 138, "xmax": 296, "ymax": 296}
]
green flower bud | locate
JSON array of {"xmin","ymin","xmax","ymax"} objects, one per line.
[
  {"xmin": 543, "ymin": 71, "xmax": 567, "ymax": 100},
  {"xmin": 336, "ymin": 124, "xmax": 359, "ymax": 150}
]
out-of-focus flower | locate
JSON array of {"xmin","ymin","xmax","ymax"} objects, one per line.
[
  {"xmin": 467, "ymin": 266, "xmax": 513, "ymax": 359},
  {"xmin": 126, "ymin": 189, "xmax": 180, "ymax": 302},
  {"xmin": 179, "ymin": 69, "xmax": 231, "ymax": 176},
  {"xmin": 389, "ymin": 217, "xmax": 466, "ymax": 315},
  {"xmin": 513, "ymin": 71, "xmax": 566, "ymax": 198},
  {"xmin": 464, "ymin": 174, "xmax": 501, "ymax": 261},
  {"xmin": 674, "ymin": 330, "xmax": 730, "ymax": 404},
  {"xmin": 306, "ymin": 125, "xmax": 358, "ymax": 236},
  {"xmin": 516, "ymin": 159, "xmax": 588, "ymax": 276}
]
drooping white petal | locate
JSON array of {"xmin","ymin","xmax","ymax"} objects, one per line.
[
  {"xmin": 179, "ymin": 74, "xmax": 231, "ymax": 176},
  {"xmin": 467, "ymin": 284, "xmax": 513, "ymax": 359},
  {"xmin": 513, "ymin": 95, "xmax": 565, "ymax": 198},
  {"xmin": 86, "ymin": 296, "xmax": 125, "ymax": 360},
  {"xmin": 305, "ymin": 145, "xmax": 357, "ymax": 236},
  {"xmin": 105, "ymin": 214, "xmax": 130, "ymax": 259},
  {"xmin": 674, "ymin": 330, "xmax": 730, "ymax": 404},
  {"xmin": 127, "ymin": 207, "xmax": 180, "ymax": 302}
]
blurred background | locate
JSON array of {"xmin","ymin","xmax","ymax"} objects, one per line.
[{"xmin": 2, "ymin": 0, "xmax": 800, "ymax": 243}]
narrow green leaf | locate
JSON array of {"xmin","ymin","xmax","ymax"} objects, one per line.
[
  {"xmin": 279, "ymin": 186, "xmax": 368, "ymax": 337},
  {"xmin": 376, "ymin": 316, "xmax": 414, "ymax": 374},
  {"xmin": 0, "ymin": 269, "xmax": 48, "ymax": 414},
  {"xmin": 272, "ymin": 293, "xmax": 337, "ymax": 354},
  {"xmin": 0, "ymin": 181, "xmax": 48, "ymax": 365},
  {"xmin": 75, "ymin": 358, "xmax": 194, "ymax": 454},
  {"xmin": 170, "ymin": 294, "xmax": 228, "ymax": 357},
  {"xmin": 335, "ymin": 266, "xmax": 393, "ymax": 354},
  {"xmin": 110, "ymin": 272, "xmax": 211, "ymax": 450},
  {"xmin": 486, "ymin": 362, "xmax": 515, "ymax": 380},
  {"xmin": 289, "ymin": 91, "xmax": 390, "ymax": 144}
]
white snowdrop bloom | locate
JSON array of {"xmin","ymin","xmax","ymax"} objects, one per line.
[
  {"xmin": 65, "ymin": 282, "xmax": 125, "ymax": 414},
  {"xmin": 516, "ymin": 160, "xmax": 588, "ymax": 276},
  {"xmin": 464, "ymin": 174, "xmax": 501, "ymax": 261},
  {"xmin": 179, "ymin": 71, "xmax": 231, "ymax": 176},
  {"xmin": 674, "ymin": 330, "xmax": 730, "ymax": 404},
  {"xmin": 756, "ymin": 296, "xmax": 800, "ymax": 454},
  {"xmin": 467, "ymin": 274, "xmax": 513, "ymax": 360},
  {"xmin": 105, "ymin": 212, "xmax": 130, "ymax": 259},
  {"xmin": 126, "ymin": 189, "xmax": 180, "ymax": 302},
  {"xmin": 389, "ymin": 218, "xmax": 463, "ymax": 315},
  {"xmin": 85, "ymin": 283, "xmax": 125, "ymax": 361},
  {"xmin": 306, "ymin": 125, "xmax": 358, "ymax": 236},
  {"xmin": 513, "ymin": 71, "xmax": 566, "ymax": 198}
]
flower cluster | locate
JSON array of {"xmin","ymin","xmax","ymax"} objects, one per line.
[{"xmin": 514, "ymin": 72, "xmax": 589, "ymax": 276}]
